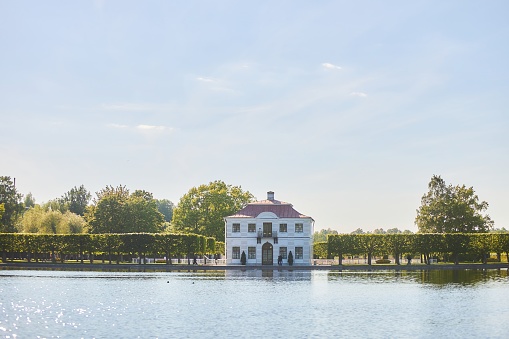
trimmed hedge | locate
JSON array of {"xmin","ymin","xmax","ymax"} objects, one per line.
[
  {"xmin": 0, "ymin": 232, "xmax": 215, "ymax": 264},
  {"xmin": 327, "ymin": 233, "xmax": 509, "ymax": 265}
]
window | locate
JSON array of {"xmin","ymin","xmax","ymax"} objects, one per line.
[
  {"xmin": 279, "ymin": 223, "xmax": 287, "ymax": 232},
  {"xmin": 232, "ymin": 223, "xmax": 240, "ymax": 232},
  {"xmin": 295, "ymin": 223, "xmax": 303, "ymax": 233},
  {"xmin": 248, "ymin": 247, "xmax": 256, "ymax": 259},
  {"xmin": 295, "ymin": 247, "xmax": 303, "ymax": 259},
  {"xmin": 232, "ymin": 247, "xmax": 240, "ymax": 259},
  {"xmin": 279, "ymin": 247, "xmax": 287, "ymax": 259},
  {"xmin": 248, "ymin": 223, "xmax": 256, "ymax": 232},
  {"xmin": 263, "ymin": 222, "xmax": 272, "ymax": 237}
]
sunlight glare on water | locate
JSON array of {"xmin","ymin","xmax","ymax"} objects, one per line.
[{"xmin": 0, "ymin": 269, "xmax": 508, "ymax": 338}]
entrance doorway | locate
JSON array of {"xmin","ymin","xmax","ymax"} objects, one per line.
[{"xmin": 262, "ymin": 242, "xmax": 273, "ymax": 265}]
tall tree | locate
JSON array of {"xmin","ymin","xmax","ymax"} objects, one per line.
[
  {"xmin": 313, "ymin": 228, "xmax": 339, "ymax": 243},
  {"xmin": 415, "ymin": 175, "xmax": 493, "ymax": 233},
  {"xmin": 24, "ymin": 192, "xmax": 36, "ymax": 209},
  {"xmin": 86, "ymin": 185, "xmax": 164, "ymax": 233},
  {"xmin": 156, "ymin": 199, "xmax": 174, "ymax": 222},
  {"xmin": 61, "ymin": 185, "xmax": 91, "ymax": 216},
  {"xmin": 172, "ymin": 180, "xmax": 254, "ymax": 241},
  {"xmin": 0, "ymin": 176, "xmax": 24, "ymax": 232}
]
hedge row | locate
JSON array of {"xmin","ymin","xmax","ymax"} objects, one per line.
[
  {"xmin": 326, "ymin": 233, "xmax": 509, "ymax": 265},
  {"xmin": 0, "ymin": 233, "xmax": 222, "ymax": 264}
]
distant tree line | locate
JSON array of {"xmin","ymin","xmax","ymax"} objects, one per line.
[{"xmin": 0, "ymin": 233, "xmax": 222, "ymax": 265}]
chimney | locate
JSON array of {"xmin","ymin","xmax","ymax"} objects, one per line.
[{"xmin": 267, "ymin": 191, "xmax": 274, "ymax": 201}]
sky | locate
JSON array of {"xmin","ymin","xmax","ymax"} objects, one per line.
[{"xmin": 1, "ymin": 1, "xmax": 508, "ymax": 233}]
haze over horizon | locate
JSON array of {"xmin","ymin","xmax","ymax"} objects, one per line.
[{"xmin": 1, "ymin": 1, "xmax": 508, "ymax": 233}]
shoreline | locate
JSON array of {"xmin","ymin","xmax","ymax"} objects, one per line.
[{"xmin": 1, "ymin": 262, "xmax": 508, "ymax": 272}]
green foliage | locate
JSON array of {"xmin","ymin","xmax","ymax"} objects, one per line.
[
  {"xmin": 61, "ymin": 185, "xmax": 91, "ymax": 216},
  {"xmin": 327, "ymin": 234, "xmax": 358, "ymax": 264},
  {"xmin": 172, "ymin": 180, "xmax": 254, "ymax": 241},
  {"xmin": 215, "ymin": 241, "xmax": 225, "ymax": 255},
  {"xmin": 416, "ymin": 175, "xmax": 494, "ymax": 233},
  {"xmin": 156, "ymin": 199, "xmax": 174, "ymax": 222},
  {"xmin": 86, "ymin": 186, "xmax": 164, "ymax": 234},
  {"xmin": 18, "ymin": 206, "xmax": 87, "ymax": 234},
  {"xmin": 313, "ymin": 228, "xmax": 338, "ymax": 243},
  {"xmin": 0, "ymin": 232, "xmax": 208, "ymax": 263},
  {"xmin": 24, "ymin": 193, "xmax": 36, "ymax": 209},
  {"xmin": 0, "ymin": 176, "xmax": 24, "ymax": 232},
  {"xmin": 313, "ymin": 242, "xmax": 328, "ymax": 259}
]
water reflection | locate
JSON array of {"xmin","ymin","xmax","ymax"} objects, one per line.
[
  {"xmin": 225, "ymin": 269, "xmax": 313, "ymax": 281},
  {"xmin": 327, "ymin": 269, "xmax": 509, "ymax": 286},
  {"xmin": 418, "ymin": 269, "xmax": 509, "ymax": 286}
]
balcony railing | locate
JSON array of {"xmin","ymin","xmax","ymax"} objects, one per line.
[{"xmin": 257, "ymin": 230, "xmax": 278, "ymax": 244}]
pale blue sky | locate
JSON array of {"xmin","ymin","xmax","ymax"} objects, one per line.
[{"xmin": 1, "ymin": 1, "xmax": 508, "ymax": 232}]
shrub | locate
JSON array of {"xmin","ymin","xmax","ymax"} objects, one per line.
[{"xmin": 375, "ymin": 259, "xmax": 391, "ymax": 264}]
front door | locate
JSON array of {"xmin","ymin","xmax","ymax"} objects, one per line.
[{"xmin": 262, "ymin": 242, "xmax": 273, "ymax": 265}]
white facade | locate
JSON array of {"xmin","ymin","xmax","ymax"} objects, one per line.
[{"xmin": 225, "ymin": 191, "xmax": 314, "ymax": 266}]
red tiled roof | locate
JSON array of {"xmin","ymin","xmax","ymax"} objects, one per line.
[{"xmin": 227, "ymin": 199, "xmax": 312, "ymax": 219}]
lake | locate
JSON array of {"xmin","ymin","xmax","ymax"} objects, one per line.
[{"xmin": 1, "ymin": 269, "xmax": 508, "ymax": 338}]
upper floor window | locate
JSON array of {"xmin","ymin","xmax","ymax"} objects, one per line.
[
  {"xmin": 232, "ymin": 223, "xmax": 240, "ymax": 232},
  {"xmin": 295, "ymin": 223, "xmax": 303, "ymax": 233},
  {"xmin": 263, "ymin": 222, "xmax": 272, "ymax": 237},
  {"xmin": 279, "ymin": 223, "xmax": 287, "ymax": 232},
  {"xmin": 248, "ymin": 223, "xmax": 256, "ymax": 232}
]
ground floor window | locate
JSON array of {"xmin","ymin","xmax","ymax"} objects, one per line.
[
  {"xmin": 248, "ymin": 247, "xmax": 256, "ymax": 259},
  {"xmin": 279, "ymin": 247, "xmax": 287, "ymax": 259},
  {"xmin": 295, "ymin": 247, "xmax": 303, "ymax": 259},
  {"xmin": 232, "ymin": 247, "xmax": 240, "ymax": 259}
]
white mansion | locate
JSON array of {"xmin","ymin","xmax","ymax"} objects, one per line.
[{"xmin": 224, "ymin": 191, "xmax": 314, "ymax": 265}]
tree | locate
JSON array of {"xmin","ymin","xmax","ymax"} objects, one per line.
[
  {"xmin": 86, "ymin": 185, "xmax": 164, "ymax": 234},
  {"xmin": 61, "ymin": 185, "xmax": 91, "ymax": 216},
  {"xmin": 415, "ymin": 175, "xmax": 494, "ymax": 233},
  {"xmin": 156, "ymin": 199, "xmax": 174, "ymax": 222},
  {"xmin": 0, "ymin": 176, "xmax": 24, "ymax": 232},
  {"xmin": 350, "ymin": 228, "xmax": 365, "ymax": 234},
  {"xmin": 172, "ymin": 180, "xmax": 254, "ymax": 241},
  {"xmin": 313, "ymin": 228, "xmax": 339, "ymax": 243},
  {"xmin": 24, "ymin": 193, "xmax": 36, "ymax": 209}
]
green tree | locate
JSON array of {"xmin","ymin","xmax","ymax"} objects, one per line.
[
  {"xmin": 415, "ymin": 175, "xmax": 494, "ymax": 233},
  {"xmin": 156, "ymin": 199, "xmax": 174, "ymax": 222},
  {"xmin": 61, "ymin": 185, "xmax": 91, "ymax": 216},
  {"xmin": 86, "ymin": 185, "xmax": 164, "ymax": 234},
  {"xmin": 313, "ymin": 228, "xmax": 339, "ymax": 243},
  {"xmin": 24, "ymin": 193, "xmax": 36, "ymax": 209},
  {"xmin": 172, "ymin": 180, "xmax": 254, "ymax": 241},
  {"xmin": 0, "ymin": 176, "xmax": 24, "ymax": 232}
]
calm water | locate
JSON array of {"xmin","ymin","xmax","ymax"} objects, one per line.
[{"xmin": 1, "ymin": 269, "xmax": 508, "ymax": 338}]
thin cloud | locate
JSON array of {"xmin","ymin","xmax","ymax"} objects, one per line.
[
  {"xmin": 350, "ymin": 91, "xmax": 368, "ymax": 97},
  {"xmin": 322, "ymin": 62, "xmax": 342, "ymax": 70},
  {"xmin": 197, "ymin": 77, "xmax": 216, "ymax": 83},
  {"xmin": 137, "ymin": 124, "xmax": 168, "ymax": 131}
]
